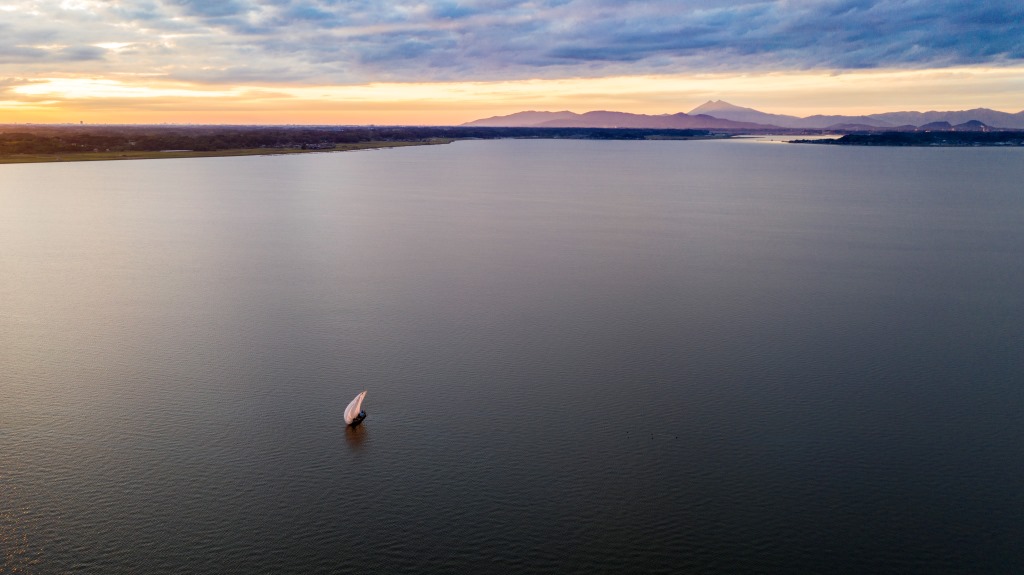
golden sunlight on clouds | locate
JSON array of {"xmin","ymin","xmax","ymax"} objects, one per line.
[
  {"xmin": 13, "ymin": 78, "xmax": 245, "ymax": 100},
  {"xmin": 94, "ymin": 43, "xmax": 135, "ymax": 51},
  {"xmin": 3, "ymin": 67, "xmax": 1023, "ymax": 125}
]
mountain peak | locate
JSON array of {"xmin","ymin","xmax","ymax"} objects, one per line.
[{"xmin": 688, "ymin": 100, "xmax": 755, "ymax": 115}]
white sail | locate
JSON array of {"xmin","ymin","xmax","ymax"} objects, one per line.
[{"xmin": 344, "ymin": 391, "xmax": 367, "ymax": 425}]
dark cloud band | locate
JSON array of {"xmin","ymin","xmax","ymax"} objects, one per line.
[{"xmin": 2, "ymin": 0, "xmax": 1022, "ymax": 83}]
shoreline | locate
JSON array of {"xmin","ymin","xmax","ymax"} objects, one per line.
[
  {"xmin": 0, "ymin": 140, "xmax": 451, "ymax": 165},
  {"xmin": 790, "ymin": 132, "xmax": 1024, "ymax": 147}
]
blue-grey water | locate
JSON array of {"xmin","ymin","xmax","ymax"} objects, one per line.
[{"xmin": 2, "ymin": 139, "xmax": 1023, "ymax": 574}]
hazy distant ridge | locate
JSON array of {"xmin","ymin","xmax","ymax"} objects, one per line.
[
  {"xmin": 869, "ymin": 109, "xmax": 1024, "ymax": 128},
  {"xmin": 689, "ymin": 100, "xmax": 1024, "ymax": 129},
  {"xmin": 465, "ymin": 110, "xmax": 581, "ymax": 127},
  {"xmin": 465, "ymin": 101, "xmax": 1024, "ymax": 130},
  {"xmin": 463, "ymin": 109, "xmax": 778, "ymax": 130},
  {"xmin": 533, "ymin": 111, "xmax": 775, "ymax": 130}
]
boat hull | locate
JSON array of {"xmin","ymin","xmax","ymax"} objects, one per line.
[{"xmin": 349, "ymin": 410, "xmax": 366, "ymax": 427}]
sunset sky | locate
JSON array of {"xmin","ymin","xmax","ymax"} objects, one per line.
[{"xmin": 1, "ymin": 0, "xmax": 1022, "ymax": 125}]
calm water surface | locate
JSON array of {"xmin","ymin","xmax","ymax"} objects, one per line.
[{"xmin": 2, "ymin": 139, "xmax": 1023, "ymax": 574}]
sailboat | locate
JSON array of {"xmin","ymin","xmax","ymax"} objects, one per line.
[{"xmin": 344, "ymin": 391, "xmax": 367, "ymax": 427}]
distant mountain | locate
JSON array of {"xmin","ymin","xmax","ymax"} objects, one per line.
[
  {"xmin": 464, "ymin": 101, "xmax": 1024, "ymax": 131},
  {"xmin": 919, "ymin": 121, "xmax": 954, "ymax": 131},
  {"xmin": 869, "ymin": 109, "xmax": 1024, "ymax": 129},
  {"xmin": 690, "ymin": 100, "xmax": 1024, "ymax": 129},
  {"xmin": 953, "ymin": 120, "xmax": 992, "ymax": 131},
  {"xmin": 462, "ymin": 109, "xmax": 778, "ymax": 130},
  {"xmin": 533, "ymin": 111, "xmax": 776, "ymax": 130},
  {"xmin": 838, "ymin": 120, "xmax": 995, "ymax": 132},
  {"xmin": 803, "ymin": 114, "xmax": 895, "ymax": 129},
  {"xmin": 688, "ymin": 100, "xmax": 810, "ymax": 128},
  {"xmin": 464, "ymin": 110, "xmax": 580, "ymax": 127},
  {"xmin": 917, "ymin": 120, "xmax": 993, "ymax": 132},
  {"xmin": 689, "ymin": 100, "xmax": 895, "ymax": 128},
  {"xmin": 825, "ymin": 123, "xmax": 895, "ymax": 131}
]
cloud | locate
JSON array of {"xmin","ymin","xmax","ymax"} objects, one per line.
[
  {"xmin": 0, "ymin": 0, "xmax": 1022, "ymax": 85},
  {"xmin": 167, "ymin": 0, "xmax": 254, "ymax": 18},
  {"xmin": 170, "ymin": 65, "xmax": 319, "ymax": 85},
  {"xmin": 0, "ymin": 35, "xmax": 106, "ymax": 64},
  {"xmin": 0, "ymin": 77, "xmax": 36, "ymax": 94},
  {"xmin": 536, "ymin": 0, "xmax": 1024, "ymax": 70}
]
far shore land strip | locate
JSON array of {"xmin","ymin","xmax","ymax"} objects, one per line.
[
  {"xmin": 0, "ymin": 140, "xmax": 449, "ymax": 165},
  {"xmin": 3, "ymin": 124, "xmax": 1023, "ymax": 165},
  {"xmin": 0, "ymin": 126, "xmax": 731, "ymax": 165}
]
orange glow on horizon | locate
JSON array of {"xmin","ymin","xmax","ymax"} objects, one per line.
[{"xmin": 2, "ymin": 67, "xmax": 1023, "ymax": 125}]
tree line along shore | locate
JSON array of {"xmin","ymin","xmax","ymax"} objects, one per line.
[
  {"xmin": 0, "ymin": 125, "xmax": 721, "ymax": 164},
  {"xmin": 3, "ymin": 125, "xmax": 1022, "ymax": 164}
]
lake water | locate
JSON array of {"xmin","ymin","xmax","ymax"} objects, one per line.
[{"xmin": 2, "ymin": 139, "xmax": 1023, "ymax": 574}]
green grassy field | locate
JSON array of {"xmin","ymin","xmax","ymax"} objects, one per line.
[{"xmin": 0, "ymin": 140, "xmax": 450, "ymax": 164}]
